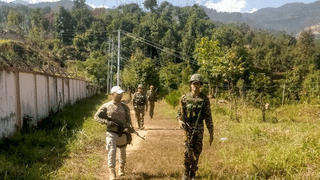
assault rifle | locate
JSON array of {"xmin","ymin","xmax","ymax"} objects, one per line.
[
  {"xmin": 106, "ymin": 116, "xmax": 145, "ymax": 140},
  {"xmin": 108, "ymin": 117, "xmax": 146, "ymax": 140},
  {"xmin": 97, "ymin": 110, "xmax": 145, "ymax": 140}
]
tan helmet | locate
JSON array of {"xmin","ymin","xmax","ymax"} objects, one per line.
[
  {"xmin": 189, "ymin": 74, "xmax": 203, "ymax": 85},
  {"xmin": 138, "ymin": 84, "xmax": 144, "ymax": 89}
]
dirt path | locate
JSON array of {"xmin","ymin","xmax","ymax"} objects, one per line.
[{"xmin": 97, "ymin": 101, "xmax": 185, "ymax": 180}]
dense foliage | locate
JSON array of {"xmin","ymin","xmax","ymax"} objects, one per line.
[{"xmin": 1, "ymin": 0, "xmax": 320, "ymax": 107}]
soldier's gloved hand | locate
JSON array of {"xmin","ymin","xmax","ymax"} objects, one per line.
[
  {"xmin": 178, "ymin": 120, "xmax": 186, "ymax": 130},
  {"xmin": 123, "ymin": 128, "xmax": 130, "ymax": 133},
  {"xmin": 209, "ymin": 133, "xmax": 214, "ymax": 146}
]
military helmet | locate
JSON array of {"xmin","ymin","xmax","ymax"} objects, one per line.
[
  {"xmin": 138, "ymin": 84, "xmax": 144, "ymax": 89},
  {"xmin": 189, "ymin": 74, "xmax": 203, "ymax": 85}
]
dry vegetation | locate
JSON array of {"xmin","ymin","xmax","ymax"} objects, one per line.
[{"xmin": 1, "ymin": 94, "xmax": 320, "ymax": 179}]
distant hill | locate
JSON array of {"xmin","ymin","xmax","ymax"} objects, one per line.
[
  {"xmin": 0, "ymin": 0, "xmax": 92, "ymax": 10},
  {"xmin": 1, "ymin": 0, "xmax": 320, "ymax": 36},
  {"xmin": 202, "ymin": 1, "xmax": 320, "ymax": 35}
]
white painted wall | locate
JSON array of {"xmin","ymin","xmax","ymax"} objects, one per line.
[
  {"xmin": 19, "ymin": 72, "xmax": 37, "ymax": 126},
  {"xmin": 48, "ymin": 76, "xmax": 58, "ymax": 113},
  {"xmin": 57, "ymin": 78, "xmax": 63, "ymax": 110},
  {"xmin": 0, "ymin": 70, "xmax": 17, "ymax": 138},
  {"xmin": 1, "ymin": 69, "xmax": 97, "ymax": 139},
  {"xmin": 69, "ymin": 79, "xmax": 74, "ymax": 104},
  {"xmin": 63, "ymin": 79, "xmax": 69, "ymax": 106},
  {"xmin": 36, "ymin": 75, "xmax": 49, "ymax": 120}
]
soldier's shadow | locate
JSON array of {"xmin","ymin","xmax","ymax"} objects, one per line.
[{"xmin": 120, "ymin": 172, "xmax": 181, "ymax": 179}]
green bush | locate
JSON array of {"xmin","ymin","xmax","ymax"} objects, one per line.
[{"xmin": 165, "ymin": 90, "xmax": 181, "ymax": 108}]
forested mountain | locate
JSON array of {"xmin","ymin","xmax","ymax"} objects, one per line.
[
  {"xmin": 0, "ymin": 0, "xmax": 91, "ymax": 10},
  {"xmin": 1, "ymin": 0, "xmax": 320, "ymax": 35},
  {"xmin": 203, "ymin": 1, "xmax": 320, "ymax": 35},
  {"xmin": 1, "ymin": 0, "xmax": 320, "ymax": 109}
]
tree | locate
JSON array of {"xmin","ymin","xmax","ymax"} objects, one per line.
[
  {"xmin": 122, "ymin": 49, "xmax": 159, "ymax": 94},
  {"xmin": 72, "ymin": 7, "xmax": 93, "ymax": 34},
  {"xmin": 143, "ymin": 0, "xmax": 158, "ymax": 12},
  {"xmin": 54, "ymin": 6, "xmax": 76, "ymax": 45},
  {"xmin": 83, "ymin": 51, "xmax": 109, "ymax": 92},
  {"xmin": 7, "ymin": 9, "xmax": 24, "ymax": 32}
]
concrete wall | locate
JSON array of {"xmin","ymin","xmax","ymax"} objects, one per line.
[
  {"xmin": 0, "ymin": 67, "xmax": 97, "ymax": 139},
  {"xmin": 19, "ymin": 72, "xmax": 37, "ymax": 126},
  {"xmin": 0, "ymin": 70, "xmax": 17, "ymax": 138},
  {"xmin": 48, "ymin": 76, "xmax": 58, "ymax": 113},
  {"xmin": 57, "ymin": 77, "xmax": 63, "ymax": 111},
  {"xmin": 37, "ymin": 75, "xmax": 49, "ymax": 120}
]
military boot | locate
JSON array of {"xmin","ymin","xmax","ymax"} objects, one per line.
[
  {"xmin": 190, "ymin": 170, "xmax": 196, "ymax": 180},
  {"xmin": 119, "ymin": 164, "xmax": 125, "ymax": 176},
  {"xmin": 182, "ymin": 170, "xmax": 190, "ymax": 180},
  {"xmin": 109, "ymin": 168, "xmax": 116, "ymax": 180}
]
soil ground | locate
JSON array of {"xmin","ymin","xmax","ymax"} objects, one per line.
[{"xmin": 95, "ymin": 102, "xmax": 185, "ymax": 180}]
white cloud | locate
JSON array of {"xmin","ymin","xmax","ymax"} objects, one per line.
[
  {"xmin": 87, "ymin": 3, "xmax": 108, "ymax": 9},
  {"xmin": 29, "ymin": 0, "xmax": 55, "ymax": 3},
  {"xmin": 249, "ymin": 8, "xmax": 258, "ymax": 13},
  {"xmin": 205, "ymin": 0, "xmax": 247, "ymax": 13}
]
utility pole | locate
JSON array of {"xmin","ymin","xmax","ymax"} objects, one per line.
[
  {"xmin": 111, "ymin": 39, "xmax": 114, "ymax": 88},
  {"xmin": 117, "ymin": 29, "xmax": 120, "ymax": 86},
  {"xmin": 107, "ymin": 37, "xmax": 110, "ymax": 93}
]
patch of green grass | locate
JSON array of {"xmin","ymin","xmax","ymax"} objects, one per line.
[
  {"xmin": 198, "ymin": 102, "xmax": 320, "ymax": 179},
  {"xmin": 0, "ymin": 39, "xmax": 13, "ymax": 44},
  {"xmin": 0, "ymin": 94, "xmax": 108, "ymax": 179}
]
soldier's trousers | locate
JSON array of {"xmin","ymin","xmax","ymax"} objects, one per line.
[
  {"xmin": 106, "ymin": 132, "xmax": 127, "ymax": 168},
  {"xmin": 148, "ymin": 101, "xmax": 155, "ymax": 118},
  {"xmin": 184, "ymin": 132, "xmax": 203, "ymax": 173},
  {"xmin": 135, "ymin": 109, "xmax": 145, "ymax": 128}
]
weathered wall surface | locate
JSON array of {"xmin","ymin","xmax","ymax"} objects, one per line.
[
  {"xmin": 0, "ymin": 67, "xmax": 97, "ymax": 139},
  {"xmin": 48, "ymin": 76, "xmax": 58, "ymax": 113},
  {"xmin": 37, "ymin": 75, "xmax": 49, "ymax": 120},
  {"xmin": 0, "ymin": 70, "xmax": 17, "ymax": 138},
  {"xmin": 19, "ymin": 72, "xmax": 37, "ymax": 126}
]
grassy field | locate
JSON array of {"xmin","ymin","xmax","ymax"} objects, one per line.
[
  {"xmin": 1, "ymin": 95, "xmax": 320, "ymax": 179},
  {"xmin": 0, "ymin": 94, "xmax": 109, "ymax": 180}
]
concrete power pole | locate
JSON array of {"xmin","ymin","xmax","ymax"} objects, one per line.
[
  {"xmin": 107, "ymin": 37, "xmax": 110, "ymax": 93},
  {"xmin": 110, "ymin": 39, "xmax": 114, "ymax": 88},
  {"xmin": 117, "ymin": 29, "xmax": 120, "ymax": 86}
]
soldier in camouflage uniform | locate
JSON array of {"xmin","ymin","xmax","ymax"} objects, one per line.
[
  {"xmin": 177, "ymin": 74, "xmax": 214, "ymax": 180},
  {"xmin": 146, "ymin": 85, "xmax": 157, "ymax": 119},
  {"xmin": 133, "ymin": 84, "xmax": 148, "ymax": 130},
  {"xmin": 94, "ymin": 86, "xmax": 134, "ymax": 180}
]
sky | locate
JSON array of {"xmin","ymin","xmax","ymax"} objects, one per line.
[{"xmin": 4, "ymin": 0, "xmax": 319, "ymax": 13}]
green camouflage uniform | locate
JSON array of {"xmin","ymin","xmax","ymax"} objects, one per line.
[
  {"xmin": 177, "ymin": 92, "xmax": 214, "ymax": 179},
  {"xmin": 146, "ymin": 89, "xmax": 156, "ymax": 118},
  {"xmin": 133, "ymin": 91, "xmax": 147, "ymax": 128}
]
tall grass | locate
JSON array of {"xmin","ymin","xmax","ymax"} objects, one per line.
[
  {"xmin": 2, "ymin": 94, "xmax": 320, "ymax": 179},
  {"xmin": 0, "ymin": 94, "xmax": 108, "ymax": 180},
  {"xmin": 198, "ymin": 101, "xmax": 320, "ymax": 179}
]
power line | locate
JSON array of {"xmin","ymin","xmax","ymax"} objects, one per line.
[
  {"xmin": 121, "ymin": 30, "xmax": 197, "ymax": 62},
  {"xmin": 121, "ymin": 30, "xmax": 199, "ymax": 66}
]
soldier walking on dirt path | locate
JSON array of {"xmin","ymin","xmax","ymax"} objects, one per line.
[
  {"xmin": 146, "ymin": 85, "xmax": 157, "ymax": 119},
  {"xmin": 94, "ymin": 86, "xmax": 135, "ymax": 180},
  {"xmin": 177, "ymin": 74, "xmax": 214, "ymax": 180},
  {"xmin": 133, "ymin": 84, "xmax": 148, "ymax": 130}
]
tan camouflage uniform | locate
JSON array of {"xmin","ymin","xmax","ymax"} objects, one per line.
[
  {"xmin": 177, "ymin": 92, "xmax": 214, "ymax": 179},
  {"xmin": 146, "ymin": 89, "xmax": 157, "ymax": 118},
  {"xmin": 94, "ymin": 101, "xmax": 132, "ymax": 169}
]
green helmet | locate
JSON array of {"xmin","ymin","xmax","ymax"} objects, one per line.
[
  {"xmin": 138, "ymin": 84, "xmax": 144, "ymax": 89},
  {"xmin": 189, "ymin": 74, "xmax": 203, "ymax": 84}
]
